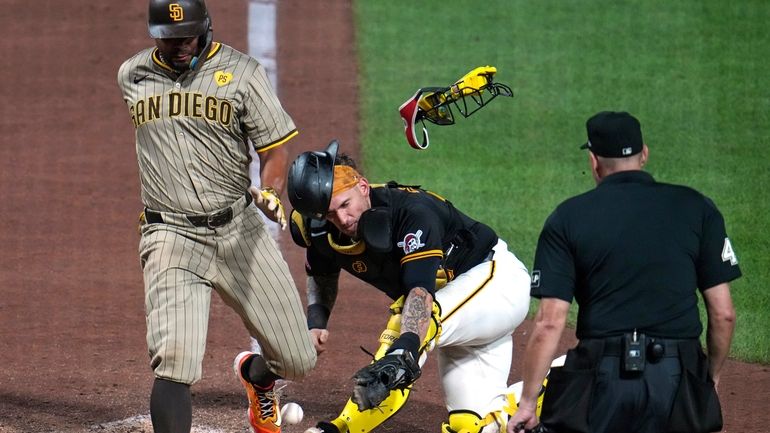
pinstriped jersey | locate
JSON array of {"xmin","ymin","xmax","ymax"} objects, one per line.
[{"xmin": 117, "ymin": 42, "xmax": 297, "ymax": 213}]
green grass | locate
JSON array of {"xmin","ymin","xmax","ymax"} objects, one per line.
[{"xmin": 353, "ymin": 0, "xmax": 770, "ymax": 364}]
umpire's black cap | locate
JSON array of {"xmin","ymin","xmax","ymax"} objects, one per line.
[
  {"xmin": 288, "ymin": 140, "xmax": 339, "ymax": 219},
  {"xmin": 580, "ymin": 111, "xmax": 643, "ymax": 157}
]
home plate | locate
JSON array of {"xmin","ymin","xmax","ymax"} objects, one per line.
[{"xmin": 88, "ymin": 415, "xmax": 230, "ymax": 433}]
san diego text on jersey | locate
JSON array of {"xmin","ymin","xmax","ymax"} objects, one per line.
[{"xmin": 128, "ymin": 91, "xmax": 233, "ymax": 128}]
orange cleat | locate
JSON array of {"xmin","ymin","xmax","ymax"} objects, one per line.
[{"xmin": 234, "ymin": 351, "xmax": 283, "ymax": 433}]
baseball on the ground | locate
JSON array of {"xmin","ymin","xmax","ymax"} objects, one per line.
[{"xmin": 281, "ymin": 402, "xmax": 304, "ymax": 425}]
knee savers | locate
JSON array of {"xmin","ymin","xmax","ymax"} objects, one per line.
[
  {"xmin": 441, "ymin": 373, "xmax": 552, "ymax": 433},
  {"xmin": 441, "ymin": 411, "xmax": 507, "ymax": 433}
]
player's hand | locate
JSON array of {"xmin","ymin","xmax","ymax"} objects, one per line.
[
  {"xmin": 249, "ymin": 186, "xmax": 287, "ymax": 230},
  {"xmin": 309, "ymin": 328, "xmax": 329, "ymax": 354},
  {"xmin": 352, "ymin": 349, "xmax": 421, "ymax": 411},
  {"xmin": 507, "ymin": 403, "xmax": 538, "ymax": 433}
]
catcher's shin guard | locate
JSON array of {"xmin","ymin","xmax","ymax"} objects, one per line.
[
  {"xmin": 441, "ymin": 365, "xmax": 564, "ymax": 433},
  {"xmin": 374, "ymin": 301, "xmax": 402, "ymax": 359},
  {"xmin": 329, "ymin": 388, "xmax": 411, "ymax": 433},
  {"xmin": 441, "ymin": 411, "xmax": 508, "ymax": 433},
  {"xmin": 326, "ymin": 297, "xmax": 440, "ymax": 433}
]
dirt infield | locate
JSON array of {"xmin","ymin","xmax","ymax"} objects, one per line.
[{"xmin": 0, "ymin": 1, "xmax": 767, "ymax": 432}]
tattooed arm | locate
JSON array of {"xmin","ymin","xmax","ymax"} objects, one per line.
[
  {"xmin": 383, "ymin": 286, "xmax": 435, "ymax": 360},
  {"xmin": 350, "ymin": 286, "xmax": 429, "ymax": 411},
  {"xmin": 401, "ymin": 286, "xmax": 433, "ymax": 341}
]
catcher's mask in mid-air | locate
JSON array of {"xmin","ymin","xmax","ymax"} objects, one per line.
[
  {"xmin": 398, "ymin": 66, "xmax": 513, "ymax": 150},
  {"xmin": 288, "ymin": 140, "xmax": 339, "ymax": 219}
]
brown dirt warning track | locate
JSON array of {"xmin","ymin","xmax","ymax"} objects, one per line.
[{"xmin": 0, "ymin": 1, "xmax": 767, "ymax": 432}]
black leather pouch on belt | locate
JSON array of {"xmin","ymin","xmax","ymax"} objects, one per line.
[
  {"xmin": 540, "ymin": 341, "xmax": 603, "ymax": 433},
  {"xmin": 666, "ymin": 340, "xmax": 723, "ymax": 433}
]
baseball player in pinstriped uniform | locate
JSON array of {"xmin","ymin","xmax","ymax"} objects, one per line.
[{"xmin": 116, "ymin": 1, "xmax": 316, "ymax": 432}]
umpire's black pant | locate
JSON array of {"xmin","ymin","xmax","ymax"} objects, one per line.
[
  {"xmin": 540, "ymin": 337, "xmax": 699, "ymax": 433},
  {"xmin": 589, "ymin": 355, "xmax": 681, "ymax": 433}
]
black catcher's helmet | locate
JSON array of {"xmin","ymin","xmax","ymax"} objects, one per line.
[
  {"xmin": 288, "ymin": 140, "xmax": 339, "ymax": 219},
  {"xmin": 148, "ymin": 0, "xmax": 211, "ymax": 39}
]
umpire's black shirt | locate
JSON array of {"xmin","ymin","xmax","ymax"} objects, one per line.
[{"xmin": 530, "ymin": 170, "xmax": 741, "ymax": 339}]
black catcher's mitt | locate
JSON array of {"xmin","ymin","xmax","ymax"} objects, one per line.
[{"xmin": 351, "ymin": 349, "xmax": 421, "ymax": 411}]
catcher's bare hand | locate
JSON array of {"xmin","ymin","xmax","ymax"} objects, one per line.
[
  {"xmin": 249, "ymin": 186, "xmax": 287, "ymax": 230},
  {"xmin": 310, "ymin": 328, "xmax": 329, "ymax": 354},
  {"xmin": 351, "ymin": 349, "xmax": 421, "ymax": 411}
]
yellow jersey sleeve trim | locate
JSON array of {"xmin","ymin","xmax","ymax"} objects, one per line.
[
  {"xmin": 256, "ymin": 129, "xmax": 299, "ymax": 153},
  {"xmin": 400, "ymin": 249, "xmax": 444, "ymax": 265}
]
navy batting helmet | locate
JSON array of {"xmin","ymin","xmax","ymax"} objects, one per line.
[
  {"xmin": 148, "ymin": 0, "xmax": 211, "ymax": 39},
  {"xmin": 287, "ymin": 140, "xmax": 339, "ymax": 219}
]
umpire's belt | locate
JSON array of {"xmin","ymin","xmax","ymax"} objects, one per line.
[
  {"xmin": 144, "ymin": 192, "xmax": 253, "ymax": 228},
  {"xmin": 591, "ymin": 336, "xmax": 694, "ymax": 359}
]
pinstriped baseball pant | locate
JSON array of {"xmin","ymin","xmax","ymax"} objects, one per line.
[{"xmin": 139, "ymin": 201, "xmax": 316, "ymax": 385}]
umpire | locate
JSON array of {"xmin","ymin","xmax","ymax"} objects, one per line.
[{"xmin": 508, "ymin": 111, "xmax": 740, "ymax": 433}]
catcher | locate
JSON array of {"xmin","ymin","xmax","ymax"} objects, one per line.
[{"xmin": 286, "ymin": 141, "xmax": 532, "ymax": 433}]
